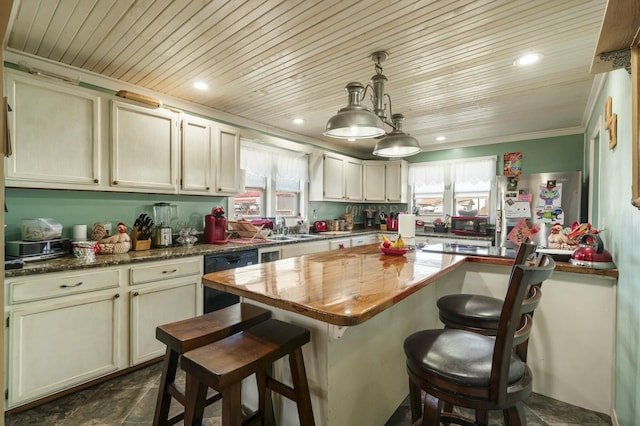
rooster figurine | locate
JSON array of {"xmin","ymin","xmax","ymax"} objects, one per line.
[
  {"xmin": 92, "ymin": 222, "xmax": 132, "ymax": 254},
  {"xmin": 547, "ymin": 222, "xmax": 569, "ymax": 249}
]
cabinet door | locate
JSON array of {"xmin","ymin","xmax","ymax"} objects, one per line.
[
  {"xmin": 4, "ymin": 70, "xmax": 102, "ymax": 189},
  {"xmin": 281, "ymin": 241, "xmax": 330, "ymax": 258},
  {"xmin": 130, "ymin": 279, "xmax": 199, "ymax": 364},
  {"xmin": 214, "ymin": 125, "xmax": 241, "ymax": 194},
  {"xmin": 385, "ymin": 160, "xmax": 406, "ymax": 202},
  {"xmin": 322, "ymin": 154, "xmax": 345, "ymax": 200},
  {"xmin": 329, "ymin": 238, "xmax": 351, "ymax": 250},
  {"xmin": 363, "ymin": 162, "xmax": 386, "ymax": 202},
  {"xmin": 7, "ymin": 292, "xmax": 121, "ymax": 408},
  {"xmin": 181, "ymin": 116, "xmax": 213, "ymax": 194},
  {"xmin": 111, "ymin": 100, "xmax": 178, "ymax": 192},
  {"xmin": 344, "ymin": 159, "xmax": 363, "ymax": 201}
]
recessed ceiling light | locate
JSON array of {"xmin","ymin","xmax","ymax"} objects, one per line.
[
  {"xmin": 435, "ymin": 136, "xmax": 446, "ymax": 142},
  {"xmin": 193, "ymin": 81, "xmax": 209, "ymax": 90},
  {"xmin": 513, "ymin": 53, "xmax": 543, "ymax": 67},
  {"xmin": 293, "ymin": 118, "xmax": 305, "ymax": 124}
]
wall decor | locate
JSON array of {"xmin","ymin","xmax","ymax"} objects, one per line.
[
  {"xmin": 632, "ymin": 30, "xmax": 640, "ymax": 209},
  {"xmin": 605, "ymin": 96, "xmax": 618, "ymax": 149}
]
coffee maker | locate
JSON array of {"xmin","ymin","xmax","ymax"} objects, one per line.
[
  {"xmin": 204, "ymin": 206, "xmax": 227, "ymax": 243},
  {"xmin": 153, "ymin": 202, "xmax": 177, "ymax": 247},
  {"xmin": 364, "ymin": 209, "xmax": 377, "ymax": 229}
]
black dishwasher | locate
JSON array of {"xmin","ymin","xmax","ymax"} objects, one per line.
[{"xmin": 203, "ymin": 249, "xmax": 258, "ymax": 313}]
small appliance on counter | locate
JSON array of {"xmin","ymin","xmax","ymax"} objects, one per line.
[
  {"xmin": 364, "ymin": 209, "xmax": 377, "ymax": 229},
  {"xmin": 386, "ymin": 212, "xmax": 399, "ymax": 231},
  {"xmin": 313, "ymin": 220, "xmax": 328, "ymax": 232},
  {"xmin": 204, "ymin": 206, "xmax": 227, "ymax": 244},
  {"xmin": 450, "ymin": 215, "xmax": 489, "ymax": 236},
  {"xmin": 153, "ymin": 202, "xmax": 177, "ymax": 247},
  {"xmin": 6, "ymin": 239, "xmax": 70, "ymax": 262}
]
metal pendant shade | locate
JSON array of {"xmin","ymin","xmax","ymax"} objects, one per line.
[
  {"xmin": 324, "ymin": 51, "xmax": 421, "ymax": 157},
  {"xmin": 373, "ymin": 114, "xmax": 421, "ymax": 157},
  {"xmin": 324, "ymin": 82, "xmax": 386, "ymax": 139}
]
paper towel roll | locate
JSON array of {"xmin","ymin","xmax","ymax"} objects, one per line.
[
  {"xmin": 398, "ymin": 213, "xmax": 416, "ymax": 247},
  {"xmin": 73, "ymin": 224, "xmax": 87, "ymax": 241}
]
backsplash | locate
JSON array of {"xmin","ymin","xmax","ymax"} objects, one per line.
[{"xmin": 308, "ymin": 201, "xmax": 408, "ymax": 225}]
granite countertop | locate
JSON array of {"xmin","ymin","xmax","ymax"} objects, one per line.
[{"xmin": 5, "ymin": 230, "xmax": 382, "ymax": 277}]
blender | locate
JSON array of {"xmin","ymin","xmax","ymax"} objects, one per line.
[{"xmin": 153, "ymin": 202, "xmax": 177, "ymax": 247}]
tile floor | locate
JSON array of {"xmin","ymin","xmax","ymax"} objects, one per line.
[{"xmin": 5, "ymin": 361, "xmax": 612, "ymax": 425}]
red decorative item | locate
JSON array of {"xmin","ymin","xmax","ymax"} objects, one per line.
[{"xmin": 380, "ymin": 246, "xmax": 408, "ymax": 256}]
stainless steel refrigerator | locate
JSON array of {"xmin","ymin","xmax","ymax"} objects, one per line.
[{"xmin": 496, "ymin": 171, "xmax": 583, "ymax": 248}]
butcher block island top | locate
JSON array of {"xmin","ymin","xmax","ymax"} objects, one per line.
[{"xmin": 202, "ymin": 244, "xmax": 467, "ymax": 326}]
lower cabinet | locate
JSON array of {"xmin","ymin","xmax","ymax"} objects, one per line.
[
  {"xmin": 130, "ymin": 278, "xmax": 200, "ymax": 364},
  {"xmin": 281, "ymin": 240, "xmax": 330, "ymax": 258},
  {"xmin": 6, "ymin": 289, "xmax": 122, "ymax": 408},
  {"xmin": 5, "ymin": 257, "xmax": 203, "ymax": 410}
]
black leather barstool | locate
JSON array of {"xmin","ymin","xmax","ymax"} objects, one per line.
[
  {"xmin": 153, "ymin": 303, "xmax": 271, "ymax": 426},
  {"xmin": 181, "ymin": 318, "xmax": 315, "ymax": 426},
  {"xmin": 404, "ymin": 255, "xmax": 555, "ymax": 425},
  {"xmin": 437, "ymin": 241, "xmax": 537, "ymax": 339}
]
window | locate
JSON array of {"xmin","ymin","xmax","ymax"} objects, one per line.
[
  {"xmin": 409, "ymin": 156, "xmax": 496, "ymax": 223},
  {"xmin": 232, "ymin": 141, "xmax": 308, "ymax": 220}
]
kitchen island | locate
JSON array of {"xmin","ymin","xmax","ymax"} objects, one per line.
[
  {"xmin": 203, "ymin": 243, "xmax": 618, "ymax": 424},
  {"xmin": 202, "ymin": 244, "xmax": 467, "ymax": 425}
]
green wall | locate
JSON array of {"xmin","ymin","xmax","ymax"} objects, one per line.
[
  {"xmin": 407, "ymin": 134, "xmax": 585, "ymax": 175},
  {"xmin": 4, "ymin": 188, "xmax": 226, "ymax": 242}
]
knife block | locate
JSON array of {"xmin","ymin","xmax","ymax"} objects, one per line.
[{"xmin": 130, "ymin": 228, "xmax": 152, "ymax": 251}]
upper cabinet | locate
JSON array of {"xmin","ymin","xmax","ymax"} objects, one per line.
[
  {"xmin": 213, "ymin": 124, "xmax": 241, "ymax": 195},
  {"xmin": 110, "ymin": 100, "xmax": 179, "ymax": 193},
  {"xmin": 363, "ymin": 159, "xmax": 408, "ymax": 203},
  {"xmin": 4, "ymin": 70, "xmax": 242, "ymax": 196},
  {"xmin": 4, "ymin": 70, "xmax": 102, "ymax": 190},
  {"xmin": 310, "ymin": 153, "xmax": 362, "ymax": 202},
  {"xmin": 180, "ymin": 115, "xmax": 241, "ymax": 196}
]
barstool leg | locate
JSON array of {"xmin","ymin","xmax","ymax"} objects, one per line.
[
  {"xmin": 408, "ymin": 377, "xmax": 422, "ymax": 423},
  {"xmin": 184, "ymin": 373, "xmax": 208, "ymax": 426},
  {"xmin": 153, "ymin": 348, "xmax": 179, "ymax": 426},
  {"xmin": 289, "ymin": 347, "xmax": 315, "ymax": 426},
  {"xmin": 256, "ymin": 368, "xmax": 276, "ymax": 426},
  {"xmin": 221, "ymin": 381, "xmax": 243, "ymax": 426}
]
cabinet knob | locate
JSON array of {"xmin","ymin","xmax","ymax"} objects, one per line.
[
  {"xmin": 114, "ymin": 293, "xmax": 120, "ymax": 298},
  {"xmin": 206, "ymin": 186, "xmax": 210, "ymax": 190},
  {"xmin": 133, "ymin": 291, "xmax": 139, "ymax": 296},
  {"xmin": 113, "ymin": 180, "xmax": 118, "ymax": 185},
  {"xmin": 94, "ymin": 179, "xmax": 99, "ymax": 184}
]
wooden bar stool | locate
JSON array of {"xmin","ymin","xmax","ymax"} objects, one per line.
[
  {"xmin": 181, "ymin": 318, "xmax": 315, "ymax": 426},
  {"xmin": 153, "ymin": 303, "xmax": 271, "ymax": 426}
]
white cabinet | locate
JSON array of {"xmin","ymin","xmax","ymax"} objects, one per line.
[
  {"xmin": 5, "ymin": 268, "xmax": 122, "ymax": 408},
  {"xmin": 110, "ymin": 100, "xmax": 179, "ymax": 192},
  {"xmin": 4, "ymin": 256, "xmax": 203, "ymax": 409},
  {"xmin": 363, "ymin": 160, "xmax": 407, "ymax": 202},
  {"xmin": 329, "ymin": 238, "xmax": 351, "ymax": 250},
  {"xmin": 417, "ymin": 235, "xmax": 492, "ymax": 248},
  {"xmin": 128, "ymin": 257, "xmax": 203, "ymax": 364},
  {"xmin": 310, "ymin": 153, "xmax": 363, "ymax": 201},
  {"xmin": 179, "ymin": 116, "xmax": 241, "ymax": 195},
  {"xmin": 213, "ymin": 124, "xmax": 241, "ymax": 194},
  {"xmin": 181, "ymin": 116, "xmax": 213, "ymax": 194},
  {"xmin": 351, "ymin": 234, "xmax": 376, "ymax": 246},
  {"xmin": 281, "ymin": 240, "xmax": 330, "ymax": 258},
  {"xmin": 4, "ymin": 70, "xmax": 103, "ymax": 190}
]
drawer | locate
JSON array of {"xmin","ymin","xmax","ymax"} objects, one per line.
[
  {"xmin": 129, "ymin": 257, "xmax": 202, "ymax": 285},
  {"xmin": 9, "ymin": 269, "xmax": 120, "ymax": 304}
]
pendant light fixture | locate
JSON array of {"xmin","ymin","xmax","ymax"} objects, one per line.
[
  {"xmin": 324, "ymin": 51, "xmax": 421, "ymax": 157},
  {"xmin": 373, "ymin": 114, "xmax": 420, "ymax": 157}
]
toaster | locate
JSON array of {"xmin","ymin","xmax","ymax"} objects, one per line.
[{"xmin": 313, "ymin": 221, "xmax": 328, "ymax": 232}]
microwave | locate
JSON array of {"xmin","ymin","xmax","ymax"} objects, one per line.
[{"xmin": 450, "ymin": 216, "xmax": 489, "ymax": 236}]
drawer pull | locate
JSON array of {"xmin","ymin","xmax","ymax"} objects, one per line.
[
  {"xmin": 162, "ymin": 269, "xmax": 177, "ymax": 274},
  {"xmin": 60, "ymin": 282, "xmax": 83, "ymax": 288}
]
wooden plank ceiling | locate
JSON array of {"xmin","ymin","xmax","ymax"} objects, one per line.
[{"xmin": 5, "ymin": 0, "xmax": 610, "ymax": 156}]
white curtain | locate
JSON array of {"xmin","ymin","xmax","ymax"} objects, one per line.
[
  {"xmin": 240, "ymin": 144, "xmax": 308, "ymax": 191},
  {"xmin": 453, "ymin": 157, "xmax": 496, "ymax": 185},
  {"xmin": 409, "ymin": 162, "xmax": 445, "ymax": 186}
]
